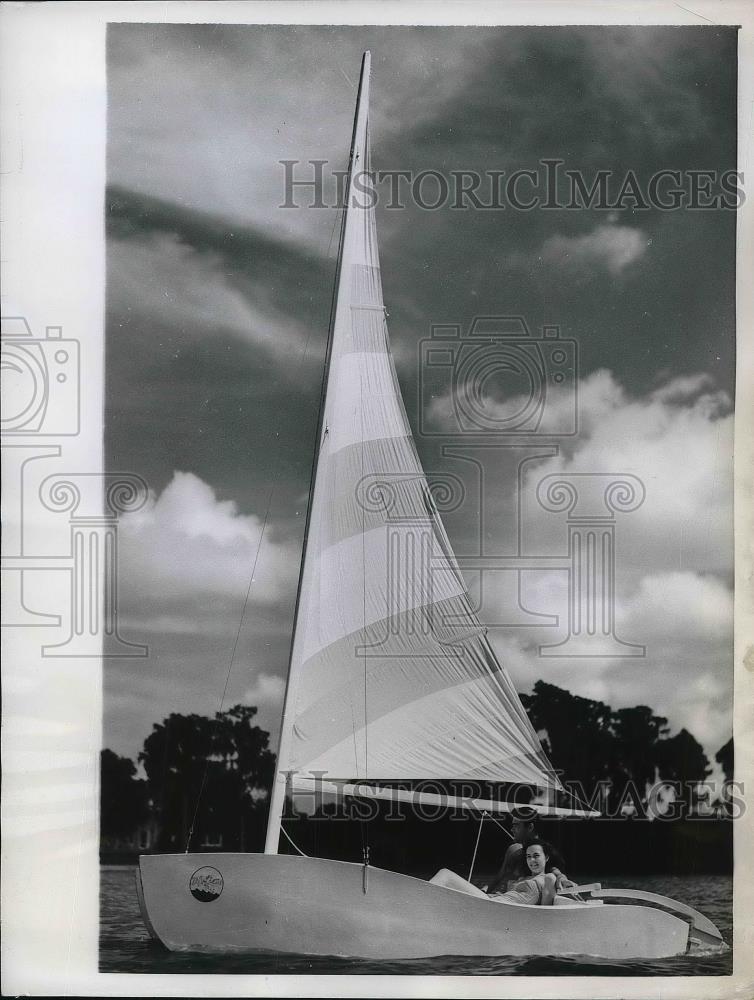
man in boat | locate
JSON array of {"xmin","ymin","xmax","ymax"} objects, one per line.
[{"xmin": 484, "ymin": 808, "xmax": 575, "ymax": 895}]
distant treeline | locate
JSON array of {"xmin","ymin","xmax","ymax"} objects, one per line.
[{"xmin": 101, "ymin": 681, "xmax": 734, "ymax": 874}]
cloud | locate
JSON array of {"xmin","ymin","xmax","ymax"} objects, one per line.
[
  {"xmin": 426, "ymin": 366, "xmax": 733, "ymax": 761},
  {"xmin": 520, "ymin": 368, "xmax": 733, "ymax": 576},
  {"xmin": 242, "ymin": 672, "xmax": 286, "ymax": 745},
  {"xmin": 107, "ymin": 472, "xmax": 297, "ymax": 759},
  {"xmin": 107, "ymin": 25, "xmax": 497, "ymax": 247},
  {"xmin": 118, "ymin": 471, "xmax": 299, "ymax": 630},
  {"xmin": 106, "ymin": 186, "xmax": 332, "ymax": 362},
  {"xmin": 109, "ymin": 232, "xmax": 272, "ymax": 346},
  {"xmin": 649, "ymin": 372, "xmax": 714, "ymax": 404},
  {"xmin": 540, "ymin": 222, "xmax": 647, "ymax": 276},
  {"xmin": 244, "ymin": 672, "xmax": 286, "ymax": 709},
  {"xmin": 487, "ymin": 568, "xmax": 732, "ymax": 763},
  {"xmin": 620, "ymin": 571, "xmax": 732, "ymax": 646},
  {"xmin": 429, "ymin": 367, "xmax": 732, "ymax": 578}
]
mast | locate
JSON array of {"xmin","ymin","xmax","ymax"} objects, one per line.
[{"xmin": 264, "ymin": 51, "xmax": 372, "ymax": 855}]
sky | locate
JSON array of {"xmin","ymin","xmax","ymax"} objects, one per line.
[{"xmin": 105, "ymin": 24, "xmax": 736, "ymax": 776}]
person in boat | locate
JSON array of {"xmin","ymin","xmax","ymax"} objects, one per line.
[
  {"xmin": 485, "ymin": 809, "xmax": 575, "ymax": 895},
  {"xmin": 489, "ymin": 838, "xmax": 560, "ymax": 906}
]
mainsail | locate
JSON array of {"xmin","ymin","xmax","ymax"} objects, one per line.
[{"xmin": 265, "ymin": 53, "xmax": 561, "ymax": 853}]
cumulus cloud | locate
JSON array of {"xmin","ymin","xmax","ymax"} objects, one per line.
[
  {"xmin": 426, "ymin": 366, "xmax": 733, "ymax": 761},
  {"xmin": 540, "ymin": 222, "xmax": 647, "ymax": 276},
  {"xmin": 242, "ymin": 671, "xmax": 286, "ymax": 745},
  {"xmin": 118, "ymin": 471, "xmax": 298, "ymax": 631},
  {"xmin": 649, "ymin": 372, "xmax": 715, "ymax": 404},
  {"xmin": 518, "ymin": 368, "xmax": 733, "ymax": 577},
  {"xmin": 487, "ymin": 568, "xmax": 732, "ymax": 762},
  {"xmin": 430, "ymin": 367, "xmax": 732, "ymax": 577},
  {"xmin": 244, "ymin": 672, "xmax": 286, "ymax": 709},
  {"xmin": 619, "ymin": 571, "xmax": 732, "ymax": 646}
]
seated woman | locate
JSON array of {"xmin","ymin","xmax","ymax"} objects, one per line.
[
  {"xmin": 489, "ymin": 839, "xmax": 559, "ymax": 906},
  {"xmin": 485, "ymin": 812, "xmax": 574, "ymax": 896}
]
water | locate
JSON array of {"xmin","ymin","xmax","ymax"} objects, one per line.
[{"xmin": 100, "ymin": 865, "xmax": 731, "ymax": 976}]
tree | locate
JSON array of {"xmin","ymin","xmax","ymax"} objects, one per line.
[
  {"xmin": 520, "ymin": 681, "xmax": 710, "ymax": 813},
  {"xmin": 715, "ymin": 737, "xmax": 733, "ymax": 782},
  {"xmin": 138, "ymin": 704, "xmax": 275, "ymax": 851},
  {"xmin": 520, "ymin": 681, "xmax": 617, "ymax": 803},
  {"xmin": 100, "ymin": 749, "xmax": 149, "ymax": 839},
  {"xmin": 656, "ymin": 728, "xmax": 711, "ymax": 784},
  {"xmin": 610, "ymin": 705, "xmax": 671, "ymax": 795}
]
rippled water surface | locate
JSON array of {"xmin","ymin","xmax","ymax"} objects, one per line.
[{"xmin": 100, "ymin": 865, "xmax": 731, "ymax": 976}]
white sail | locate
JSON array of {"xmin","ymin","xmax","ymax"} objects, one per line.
[{"xmin": 265, "ymin": 53, "xmax": 560, "ymax": 853}]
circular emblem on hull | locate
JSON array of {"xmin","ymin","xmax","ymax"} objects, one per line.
[{"xmin": 189, "ymin": 866, "xmax": 224, "ymax": 902}]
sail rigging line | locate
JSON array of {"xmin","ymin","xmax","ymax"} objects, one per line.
[
  {"xmin": 325, "ymin": 190, "xmax": 343, "ymax": 259},
  {"xmin": 482, "ymin": 809, "xmax": 516, "ymax": 840},
  {"xmin": 554, "ymin": 781, "xmax": 601, "ymax": 817},
  {"xmin": 468, "ymin": 810, "xmax": 488, "ymax": 881},
  {"xmin": 280, "ymin": 822, "xmax": 308, "ymax": 857}
]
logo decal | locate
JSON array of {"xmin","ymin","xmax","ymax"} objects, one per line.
[{"xmin": 189, "ymin": 866, "xmax": 224, "ymax": 902}]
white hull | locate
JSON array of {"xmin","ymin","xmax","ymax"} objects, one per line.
[{"xmin": 137, "ymin": 853, "xmax": 693, "ymax": 959}]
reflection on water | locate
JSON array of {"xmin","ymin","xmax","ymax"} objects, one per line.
[{"xmin": 100, "ymin": 865, "xmax": 731, "ymax": 976}]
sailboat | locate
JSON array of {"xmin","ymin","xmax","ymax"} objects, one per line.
[{"xmin": 136, "ymin": 52, "xmax": 724, "ymax": 960}]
